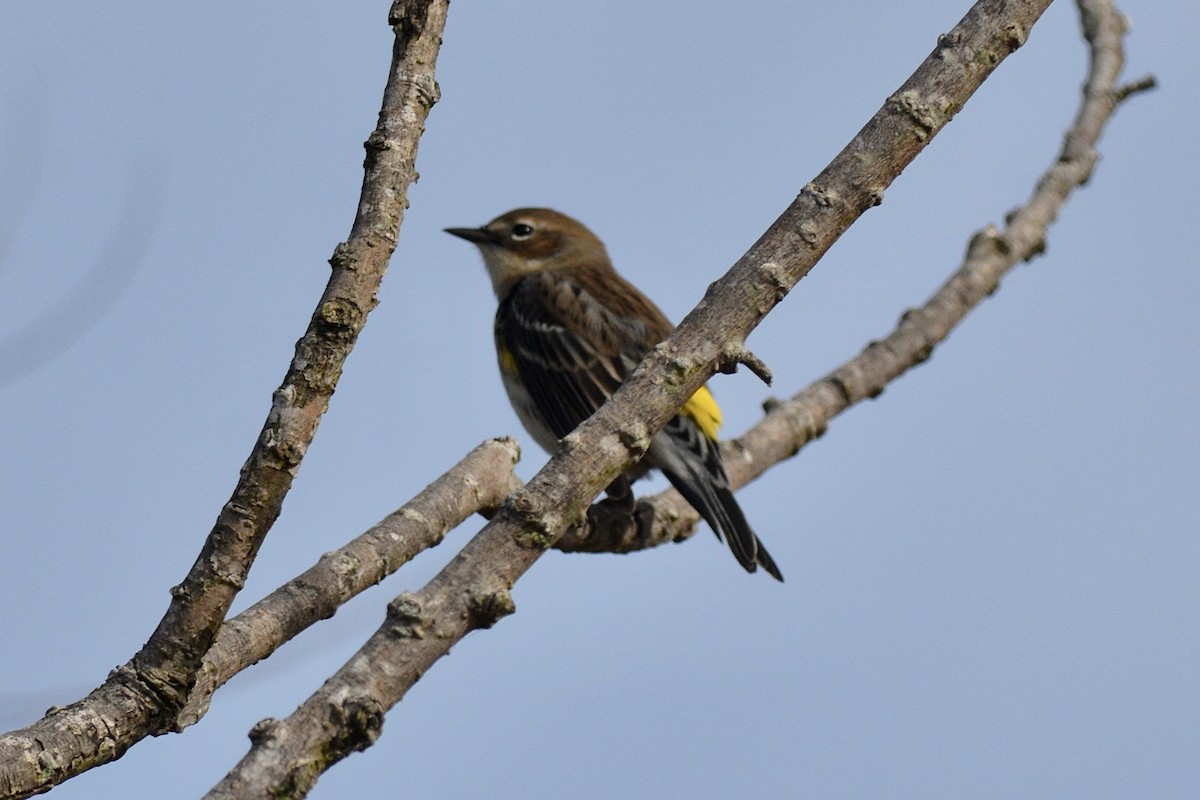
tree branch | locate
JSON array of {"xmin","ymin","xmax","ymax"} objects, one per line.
[
  {"xmin": 562, "ymin": 0, "xmax": 1154, "ymax": 556},
  {"xmin": 0, "ymin": 2, "xmax": 448, "ymax": 797},
  {"xmin": 176, "ymin": 438, "xmax": 520, "ymax": 728},
  {"xmin": 204, "ymin": 1, "xmax": 1068, "ymax": 796}
]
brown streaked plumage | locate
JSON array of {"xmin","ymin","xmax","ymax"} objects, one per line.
[{"xmin": 446, "ymin": 208, "xmax": 782, "ymax": 580}]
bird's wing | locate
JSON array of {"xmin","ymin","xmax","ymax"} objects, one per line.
[{"xmin": 494, "ymin": 268, "xmax": 672, "ymax": 440}]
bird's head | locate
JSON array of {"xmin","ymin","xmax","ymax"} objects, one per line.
[{"xmin": 446, "ymin": 208, "xmax": 610, "ymax": 298}]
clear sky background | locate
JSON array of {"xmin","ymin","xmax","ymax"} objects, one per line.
[{"xmin": 1, "ymin": 2, "xmax": 1196, "ymax": 798}]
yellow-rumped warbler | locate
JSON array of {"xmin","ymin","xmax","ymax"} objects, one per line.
[{"xmin": 446, "ymin": 208, "xmax": 782, "ymax": 581}]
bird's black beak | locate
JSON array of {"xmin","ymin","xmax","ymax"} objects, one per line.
[{"xmin": 444, "ymin": 226, "xmax": 499, "ymax": 245}]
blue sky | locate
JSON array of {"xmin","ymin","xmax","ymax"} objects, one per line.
[{"xmin": 2, "ymin": 2, "xmax": 1196, "ymax": 797}]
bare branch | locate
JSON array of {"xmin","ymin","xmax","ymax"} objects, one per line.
[
  {"xmin": 0, "ymin": 2, "xmax": 449, "ymax": 797},
  {"xmin": 176, "ymin": 438, "xmax": 520, "ymax": 728},
  {"xmin": 204, "ymin": 1, "xmax": 1066, "ymax": 796},
  {"xmin": 566, "ymin": 0, "xmax": 1154, "ymax": 556}
]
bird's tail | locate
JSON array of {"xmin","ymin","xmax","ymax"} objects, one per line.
[{"xmin": 650, "ymin": 416, "xmax": 784, "ymax": 582}]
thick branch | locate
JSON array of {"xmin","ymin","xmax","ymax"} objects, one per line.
[
  {"xmin": 562, "ymin": 0, "xmax": 1154, "ymax": 556},
  {"xmin": 205, "ymin": 1, "xmax": 1057, "ymax": 796},
  {"xmin": 0, "ymin": 3, "xmax": 449, "ymax": 798},
  {"xmin": 167, "ymin": 438, "xmax": 511, "ymax": 788},
  {"xmin": 176, "ymin": 438, "xmax": 520, "ymax": 728}
]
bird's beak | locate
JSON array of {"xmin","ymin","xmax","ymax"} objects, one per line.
[{"xmin": 444, "ymin": 226, "xmax": 499, "ymax": 245}]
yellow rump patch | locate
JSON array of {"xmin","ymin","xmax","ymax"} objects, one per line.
[
  {"xmin": 680, "ymin": 384, "xmax": 723, "ymax": 441},
  {"xmin": 497, "ymin": 345, "xmax": 519, "ymax": 376}
]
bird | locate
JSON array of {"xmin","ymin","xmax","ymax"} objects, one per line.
[{"xmin": 445, "ymin": 208, "xmax": 782, "ymax": 581}]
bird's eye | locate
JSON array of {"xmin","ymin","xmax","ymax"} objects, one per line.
[{"xmin": 510, "ymin": 223, "xmax": 535, "ymax": 240}]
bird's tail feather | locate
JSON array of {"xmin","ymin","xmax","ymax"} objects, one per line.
[{"xmin": 654, "ymin": 419, "xmax": 784, "ymax": 582}]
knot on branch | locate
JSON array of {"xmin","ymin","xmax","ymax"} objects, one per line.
[
  {"xmin": 247, "ymin": 717, "xmax": 281, "ymax": 745},
  {"xmin": 936, "ymin": 30, "xmax": 963, "ymax": 56},
  {"xmin": 386, "ymin": 593, "xmax": 428, "ymax": 639},
  {"xmin": 404, "ymin": 73, "xmax": 442, "ymax": 109},
  {"xmin": 965, "ymin": 224, "xmax": 1012, "ymax": 262},
  {"xmin": 467, "ymin": 588, "xmax": 516, "ymax": 629},
  {"xmin": 330, "ymin": 693, "xmax": 385, "ymax": 754},
  {"xmin": 505, "ymin": 487, "xmax": 558, "ymax": 550},
  {"xmin": 758, "ymin": 261, "xmax": 791, "ymax": 307},
  {"xmin": 318, "ymin": 297, "xmax": 365, "ymax": 332},
  {"xmin": 328, "ymin": 241, "xmax": 356, "ymax": 272},
  {"xmin": 389, "ymin": 0, "xmax": 434, "ymax": 38},
  {"xmin": 797, "ymin": 221, "xmax": 819, "ymax": 245},
  {"xmin": 257, "ymin": 421, "xmax": 308, "ymax": 473},
  {"xmin": 364, "ymin": 129, "xmax": 394, "ymax": 153},
  {"xmin": 891, "ymin": 90, "xmax": 954, "ymax": 141},
  {"xmin": 1003, "ymin": 21, "xmax": 1028, "ymax": 49},
  {"xmin": 802, "ymin": 181, "xmax": 840, "ymax": 209}
]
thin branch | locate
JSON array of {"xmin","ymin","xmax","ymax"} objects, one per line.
[
  {"xmin": 0, "ymin": 2, "xmax": 449, "ymax": 797},
  {"xmin": 176, "ymin": 438, "xmax": 520, "ymax": 728},
  {"xmin": 204, "ymin": 1, "xmax": 1060, "ymax": 796},
  {"xmin": 1114, "ymin": 74, "xmax": 1155, "ymax": 100}
]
